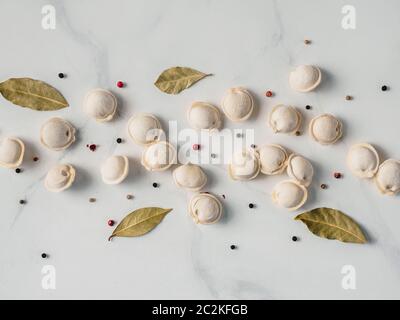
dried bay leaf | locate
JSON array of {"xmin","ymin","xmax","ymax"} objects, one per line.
[
  {"xmin": 108, "ymin": 207, "xmax": 172, "ymax": 241},
  {"xmin": 154, "ymin": 67, "xmax": 211, "ymax": 94},
  {"xmin": 0, "ymin": 78, "xmax": 68, "ymax": 111},
  {"xmin": 295, "ymin": 207, "xmax": 367, "ymax": 244}
]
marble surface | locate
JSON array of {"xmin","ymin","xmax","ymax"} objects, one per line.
[{"xmin": 1, "ymin": 0, "xmax": 400, "ymax": 300}]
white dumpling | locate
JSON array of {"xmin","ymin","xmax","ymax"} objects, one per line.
[
  {"xmin": 127, "ymin": 113, "xmax": 163, "ymax": 146},
  {"xmin": 187, "ymin": 102, "xmax": 222, "ymax": 130},
  {"xmin": 83, "ymin": 88, "xmax": 117, "ymax": 122},
  {"xmin": 286, "ymin": 154, "xmax": 314, "ymax": 187},
  {"xmin": 173, "ymin": 163, "xmax": 207, "ymax": 191},
  {"xmin": 347, "ymin": 143, "xmax": 379, "ymax": 178},
  {"xmin": 189, "ymin": 192, "xmax": 223, "ymax": 224},
  {"xmin": 375, "ymin": 159, "xmax": 400, "ymax": 195},
  {"xmin": 228, "ymin": 149, "xmax": 260, "ymax": 180},
  {"xmin": 40, "ymin": 117, "xmax": 75, "ymax": 151},
  {"xmin": 257, "ymin": 144, "xmax": 288, "ymax": 175},
  {"xmin": 101, "ymin": 155, "xmax": 129, "ymax": 185},
  {"xmin": 221, "ymin": 87, "xmax": 254, "ymax": 122},
  {"xmin": 0, "ymin": 137, "xmax": 25, "ymax": 169},
  {"xmin": 268, "ymin": 104, "xmax": 302, "ymax": 134},
  {"xmin": 141, "ymin": 141, "xmax": 176, "ymax": 171},
  {"xmin": 271, "ymin": 180, "xmax": 308, "ymax": 211},
  {"xmin": 309, "ymin": 114, "xmax": 342, "ymax": 145},
  {"xmin": 44, "ymin": 164, "xmax": 75, "ymax": 192},
  {"xmin": 289, "ymin": 65, "xmax": 321, "ymax": 92}
]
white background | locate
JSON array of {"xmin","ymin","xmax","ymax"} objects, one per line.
[{"xmin": 1, "ymin": 0, "xmax": 400, "ymax": 299}]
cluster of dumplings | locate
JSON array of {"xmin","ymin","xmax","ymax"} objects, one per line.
[{"xmin": 347, "ymin": 143, "xmax": 400, "ymax": 195}]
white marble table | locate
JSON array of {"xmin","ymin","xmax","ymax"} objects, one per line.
[{"xmin": 1, "ymin": 0, "xmax": 400, "ymax": 299}]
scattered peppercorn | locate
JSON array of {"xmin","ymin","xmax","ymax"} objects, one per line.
[
  {"xmin": 33, "ymin": 157, "xmax": 39, "ymax": 162},
  {"xmin": 265, "ymin": 90, "xmax": 273, "ymax": 97},
  {"xmin": 116, "ymin": 138, "xmax": 122, "ymax": 144},
  {"xmin": 230, "ymin": 245, "xmax": 236, "ymax": 250},
  {"xmin": 117, "ymin": 81, "xmax": 124, "ymax": 88},
  {"xmin": 89, "ymin": 144, "xmax": 97, "ymax": 152},
  {"xmin": 89, "ymin": 198, "xmax": 96, "ymax": 203},
  {"xmin": 126, "ymin": 194, "xmax": 133, "ymax": 200},
  {"xmin": 15, "ymin": 168, "xmax": 21, "ymax": 174},
  {"xmin": 41, "ymin": 253, "xmax": 48, "ymax": 259},
  {"xmin": 381, "ymin": 85, "xmax": 388, "ymax": 91},
  {"xmin": 108, "ymin": 220, "xmax": 115, "ymax": 227},
  {"xmin": 304, "ymin": 39, "xmax": 311, "ymax": 45},
  {"xmin": 221, "ymin": 194, "xmax": 226, "ymax": 199},
  {"xmin": 295, "ymin": 131, "xmax": 301, "ymax": 136},
  {"xmin": 334, "ymin": 172, "xmax": 342, "ymax": 179},
  {"xmin": 292, "ymin": 236, "xmax": 298, "ymax": 242},
  {"xmin": 58, "ymin": 73, "xmax": 65, "ymax": 79},
  {"xmin": 152, "ymin": 182, "xmax": 158, "ymax": 188},
  {"xmin": 236, "ymin": 133, "xmax": 242, "ymax": 138},
  {"xmin": 248, "ymin": 203, "xmax": 254, "ymax": 209},
  {"xmin": 305, "ymin": 105, "xmax": 311, "ymax": 110},
  {"xmin": 251, "ymin": 144, "xmax": 256, "ymax": 149},
  {"xmin": 211, "ymin": 153, "xmax": 217, "ymax": 158},
  {"xmin": 345, "ymin": 95, "xmax": 352, "ymax": 101},
  {"xmin": 320, "ymin": 183, "xmax": 328, "ymax": 189},
  {"xmin": 19, "ymin": 199, "xmax": 25, "ymax": 205},
  {"xmin": 192, "ymin": 144, "xmax": 200, "ymax": 150}
]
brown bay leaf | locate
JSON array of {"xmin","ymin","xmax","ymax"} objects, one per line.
[
  {"xmin": 295, "ymin": 207, "xmax": 367, "ymax": 244},
  {"xmin": 154, "ymin": 67, "xmax": 211, "ymax": 94},
  {"xmin": 0, "ymin": 78, "xmax": 68, "ymax": 111},
  {"xmin": 108, "ymin": 207, "xmax": 172, "ymax": 241}
]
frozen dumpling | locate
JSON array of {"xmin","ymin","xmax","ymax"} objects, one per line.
[
  {"xmin": 83, "ymin": 88, "xmax": 117, "ymax": 122},
  {"xmin": 127, "ymin": 113, "xmax": 163, "ymax": 146},
  {"xmin": 0, "ymin": 137, "xmax": 25, "ymax": 169},
  {"xmin": 375, "ymin": 159, "xmax": 400, "ymax": 195},
  {"xmin": 286, "ymin": 154, "xmax": 314, "ymax": 187},
  {"xmin": 40, "ymin": 117, "xmax": 76, "ymax": 151},
  {"xmin": 173, "ymin": 163, "xmax": 207, "ymax": 191},
  {"xmin": 271, "ymin": 180, "xmax": 308, "ymax": 211},
  {"xmin": 289, "ymin": 65, "xmax": 321, "ymax": 92},
  {"xmin": 189, "ymin": 192, "xmax": 223, "ymax": 224},
  {"xmin": 258, "ymin": 144, "xmax": 288, "ymax": 175},
  {"xmin": 44, "ymin": 164, "xmax": 75, "ymax": 192},
  {"xmin": 309, "ymin": 114, "xmax": 342, "ymax": 145},
  {"xmin": 141, "ymin": 141, "xmax": 176, "ymax": 171},
  {"xmin": 347, "ymin": 143, "xmax": 379, "ymax": 178},
  {"xmin": 228, "ymin": 149, "xmax": 260, "ymax": 180},
  {"xmin": 101, "ymin": 155, "xmax": 129, "ymax": 185},
  {"xmin": 187, "ymin": 101, "xmax": 222, "ymax": 130},
  {"xmin": 221, "ymin": 87, "xmax": 254, "ymax": 122},
  {"xmin": 268, "ymin": 104, "xmax": 302, "ymax": 134}
]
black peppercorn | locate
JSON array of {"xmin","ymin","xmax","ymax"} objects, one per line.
[
  {"xmin": 58, "ymin": 73, "xmax": 65, "ymax": 79},
  {"xmin": 305, "ymin": 105, "xmax": 311, "ymax": 110},
  {"xmin": 248, "ymin": 203, "xmax": 254, "ymax": 209},
  {"xmin": 381, "ymin": 85, "xmax": 388, "ymax": 91},
  {"xmin": 19, "ymin": 199, "xmax": 25, "ymax": 205},
  {"xmin": 292, "ymin": 236, "xmax": 298, "ymax": 242},
  {"xmin": 116, "ymin": 138, "xmax": 122, "ymax": 144},
  {"xmin": 230, "ymin": 245, "xmax": 236, "ymax": 250},
  {"xmin": 15, "ymin": 168, "xmax": 21, "ymax": 173},
  {"xmin": 41, "ymin": 253, "xmax": 48, "ymax": 259},
  {"xmin": 152, "ymin": 182, "xmax": 158, "ymax": 188}
]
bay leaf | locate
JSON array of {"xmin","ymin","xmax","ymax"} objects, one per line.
[
  {"xmin": 0, "ymin": 78, "xmax": 68, "ymax": 111},
  {"xmin": 108, "ymin": 207, "xmax": 172, "ymax": 241},
  {"xmin": 154, "ymin": 67, "xmax": 211, "ymax": 94},
  {"xmin": 295, "ymin": 207, "xmax": 367, "ymax": 244}
]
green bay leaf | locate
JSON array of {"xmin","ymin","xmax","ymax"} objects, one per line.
[
  {"xmin": 108, "ymin": 207, "xmax": 172, "ymax": 241},
  {"xmin": 0, "ymin": 78, "xmax": 68, "ymax": 111},
  {"xmin": 154, "ymin": 67, "xmax": 211, "ymax": 94},
  {"xmin": 295, "ymin": 207, "xmax": 367, "ymax": 244}
]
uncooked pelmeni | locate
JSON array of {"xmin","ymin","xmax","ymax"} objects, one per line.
[
  {"xmin": 83, "ymin": 88, "xmax": 117, "ymax": 122},
  {"xmin": 375, "ymin": 159, "xmax": 400, "ymax": 195},
  {"xmin": 309, "ymin": 114, "xmax": 342, "ymax": 145},
  {"xmin": 268, "ymin": 104, "xmax": 302, "ymax": 134},
  {"xmin": 347, "ymin": 143, "xmax": 379, "ymax": 178},
  {"xmin": 187, "ymin": 101, "xmax": 222, "ymax": 130},
  {"xmin": 257, "ymin": 144, "xmax": 288, "ymax": 175},
  {"xmin": 228, "ymin": 149, "xmax": 260, "ymax": 180},
  {"xmin": 127, "ymin": 113, "xmax": 163, "ymax": 146},
  {"xmin": 189, "ymin": 192, "xmax": 223, "ymax": 224},
  {"xmin": 40, "ymin": 117, "xmax": 76, "ymax": 151},
  {"xmin": 44, "ymin": 164, "xmax": 75, "ymax": 192},
  {"xmin": 101, "ymin": 155, "xmax": 129, "ymax": 185},
  {"xmin": 271, "ymin": 180, "xmax": 308, "ymax": 211},
  {"xmin": 0, "ymin": 137, "xmax": 25, "ymax": 169},
  {"xmin": 221, "ymin": 87, "xmax": 254, "ymax": 122},
  {"xmin": 173, "ymin": 163, "xmax": 207, "ymax": 191},
  {"xmin": 286, "ymin": 154, "xmax": 314, "ymax": 187},
  {"xmin": 289, "ymin": 65, "xmax": 321, "ymax": 92},
  {"xmin": 141, "ymin": 141, "xmax": 176, "ymax": 171}
]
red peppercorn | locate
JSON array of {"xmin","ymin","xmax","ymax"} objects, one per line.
[
  {"xmin": 89, "ymin": 144, "xmax": 97, "ymax": 152},
  {"xmin": 265, "ymin": 90, "xmax": 273, "ymax": 97},
  {"xmin": 117, "ymin": 81, "xmax": 124, "ymax": 88},
  {"xmin": 108, "ymin": 220, "xmax": 115, "ymax": 226},
  {"xmin": 192, "ymin": 144, "xmax": 200, "ymax": 150},
  {"xmin": 334, "ymin": 172, "xmax": 342, "ymax": 179}
]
